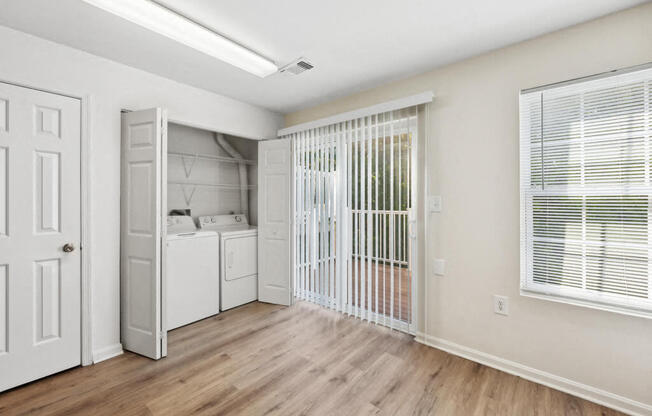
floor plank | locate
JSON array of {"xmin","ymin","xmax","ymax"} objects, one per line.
[{"xmin": 0, "ymin": 301, "xmax": 624, "ymax": 416}]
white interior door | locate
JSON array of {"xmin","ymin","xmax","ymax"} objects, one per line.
[
  {"xmin": 258, "ymin": 138, "xmax": 292, "ymax": 305},
  {"xmin": 121, "ymin": 108, "xmax": 167, "ymax": 359},
  {"xmin": 0, "ymin": 82, "xmax": 81, "ymax": 391}
]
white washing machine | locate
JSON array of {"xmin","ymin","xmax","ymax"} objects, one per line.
[
  {"xmin": 198, "ymin": 214, "xmax": 258, "ymax": 311},
  {"xmin": 166, "ymin": 216, "xmax": 220, "ymax": 330}
]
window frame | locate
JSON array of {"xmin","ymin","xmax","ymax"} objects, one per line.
[{"xmin": 519, "ymin": 64, "xmax": 652, "ymax": 319}]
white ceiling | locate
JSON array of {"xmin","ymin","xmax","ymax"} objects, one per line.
[{"xmin": 0, "ymin": 0, "xmax": 646, "ymax": 113}]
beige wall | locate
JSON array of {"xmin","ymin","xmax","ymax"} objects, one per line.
[{"xmin": 286, "ymin": 4, "xmax": 652, "ymax": 410}]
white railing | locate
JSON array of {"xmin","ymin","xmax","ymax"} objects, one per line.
[
  {"xmin": 350, "ymin": 209, "xmax": 409, "ymax": 266},
  {"xmin": 294, "ymin": 208, "xmax": 410, "ymax": 268}
]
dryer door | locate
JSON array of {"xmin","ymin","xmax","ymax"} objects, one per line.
[{"xmin": 224, "ymin": 235, "xmax": 258, "ymax": 281}]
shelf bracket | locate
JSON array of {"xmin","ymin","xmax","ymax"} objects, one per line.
[
  {"xmin": 181, "ymin": 184, "xmax": 197, "ymax": 206},
  {"xmin": 181, "ymin": 154, "xmax": 198, "ymax": 178}
]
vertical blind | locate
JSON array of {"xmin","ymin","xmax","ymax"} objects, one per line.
[
  {"xmin": 520, "ymin": 66, "xmax": 652, "ymax": 314},
  {"xmin": 286, "ymin": 107, "xmax": 418, "ymax": 332}
]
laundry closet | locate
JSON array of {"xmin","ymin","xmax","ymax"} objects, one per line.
[
  {"xmin": 166, "ymin": 122, "xmax": 258, "ymax": 330},
  {"xmin": 120, "ymin": 108, "xmax": 291, "ymax": 360}
]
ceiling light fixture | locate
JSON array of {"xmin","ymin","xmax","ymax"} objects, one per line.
[{"xmin": 81, "ymin": 0, "xmax": 278, "ymax": 77}]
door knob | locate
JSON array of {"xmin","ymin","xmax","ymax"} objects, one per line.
[{"xmin": 63, "ymin": 243, "xmax": 75, "ymax": 253}]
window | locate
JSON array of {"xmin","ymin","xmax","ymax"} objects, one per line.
[{"xmin": 520, "ymin": 66, "xmax": 652, "ymax": 317}]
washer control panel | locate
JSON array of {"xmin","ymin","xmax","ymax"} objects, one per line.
[{"xmin": 166, "ymin": 216, "xmax": 197, "ymax": 234}]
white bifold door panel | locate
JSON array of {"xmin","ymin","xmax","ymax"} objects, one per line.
[
  {"xmin": 258, "ymin": 138, "xmax": 292, "ymax": 305},
  {"xmin": 121, "ymin": 108, "xmax": 167, "ymax": 359},
  {"xmin": 0, "ymin": 82, "xmax": 81, "ymax": 391}
]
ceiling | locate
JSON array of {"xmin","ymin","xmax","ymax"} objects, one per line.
[{"xmin": 0, "ymin": 0, "xmax": 646, "ymax": 113}]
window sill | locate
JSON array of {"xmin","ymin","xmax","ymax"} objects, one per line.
[{"xmin": 520, "ymin": 289, "xmax": 652, "ymax": 320}]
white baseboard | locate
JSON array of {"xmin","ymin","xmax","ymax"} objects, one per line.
[
  {"xmin": 415, "ymin": 332, "xmax": 652, "ymax": 416},
  {"xmin": 92, "ymin": 343, "xmax": 123, "ymax": 364}
]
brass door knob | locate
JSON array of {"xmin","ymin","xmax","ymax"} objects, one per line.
[{"xmin": 63, "ymin": 243, "xmax": 75, "ymax": 253}]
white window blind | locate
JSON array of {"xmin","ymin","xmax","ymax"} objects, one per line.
[
  {"xmin": 520, "ymin": 66, "xmax": 652, "ymax": 316},
  {"xmin": 286, "ymin": 107, "xmax": 419, "ymax": 332}
]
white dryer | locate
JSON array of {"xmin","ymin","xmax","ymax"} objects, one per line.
[
  {"xmin": 199, "ymin": 214, "xmax": 258, "ymax": 310},
  {"xmin": 166, "ymin": 216, "xmax": 220, "ymax": 330}
]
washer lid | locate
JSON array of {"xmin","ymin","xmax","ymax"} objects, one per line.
[{"xmin": 167, "ymin": 230, "xmax": 219, "ymax": 240}]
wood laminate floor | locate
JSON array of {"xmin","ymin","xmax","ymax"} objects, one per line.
[
  {"xmin": 305, "ymin": 259, "xmax": 413, "ymax": 322},
  {"xmin": 0, "ymin": 301, "xmax": 623, "ymax": 416}
]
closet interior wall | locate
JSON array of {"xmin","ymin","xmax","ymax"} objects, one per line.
[{"xmin": 167, "ymin": 123, "xmax": 258, "ymax": 223}]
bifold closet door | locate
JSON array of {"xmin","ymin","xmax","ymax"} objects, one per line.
[
  {"xmin": 120, "ymin": 108, "xmax": 167, "ymax": 359},
  {"xmin": 258, "ymin": 138, "xmax": 292, "ymax": 305}
]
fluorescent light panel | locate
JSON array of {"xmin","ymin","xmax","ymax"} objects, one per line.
[{"xmin": 82, "ymin": 0, "xmax": 278, "ymax": 77}]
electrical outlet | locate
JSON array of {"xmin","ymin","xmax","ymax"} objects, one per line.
[
  {"xmin": 494, "ymin": 295, "xmax": 509, "ymax": 316},
  {"xmin": 433, "ymin": 259, "xmax": 445, "ymax": 276}
]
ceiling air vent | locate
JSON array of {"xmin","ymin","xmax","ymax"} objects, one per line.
[{"xmin": 279, "ymin": 58, "xmax": 314, "ymax": 75}]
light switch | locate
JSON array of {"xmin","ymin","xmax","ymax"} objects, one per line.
[
  {"xmin": 429, "ymin": 195, "xmax": 442, "ymax": 213},
  {"xmin": 433, "ymin": 259, "xmax": 445, "ymax": 276}
]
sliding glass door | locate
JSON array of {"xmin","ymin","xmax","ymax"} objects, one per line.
[{"xmin": 290, "ymin": 107, "xmax": 418, "ymax": 333}]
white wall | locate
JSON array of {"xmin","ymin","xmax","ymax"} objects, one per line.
[
  {"xmin": 0, "ymin": 25, "xmax": 283, "ymax": 359},
  {"xmin": 167, "ymin": 123, "xmax": 258, "ymax": 223},
  {"xmin": 285, "ymin": 4, "xmax": 652, "ymax": 413}
]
